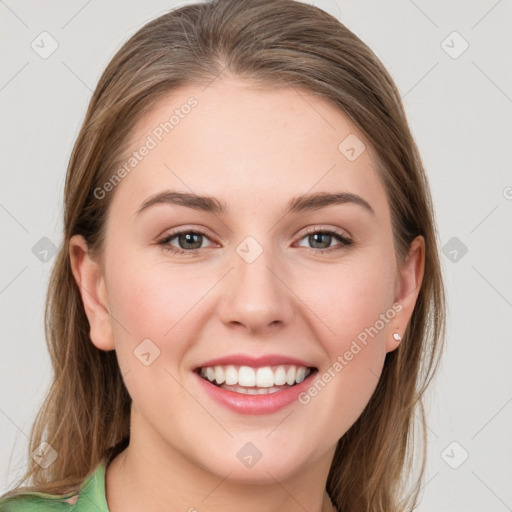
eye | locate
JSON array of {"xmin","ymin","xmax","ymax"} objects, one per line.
[
  {"xmin": 158, "ymin": 229, "xmax": 215, "ymax": 255},
  {"xmin": 295, "ymin": 227, "xmax": 352, "ymax": 254},
  {"xmin": 157, "ymin": 226, "xmax": 353, "ymax": 256}
]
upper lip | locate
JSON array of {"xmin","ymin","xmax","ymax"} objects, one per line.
[{"xmin": 194, "ymin": 353, "xmax": 317, "ymax": 370}]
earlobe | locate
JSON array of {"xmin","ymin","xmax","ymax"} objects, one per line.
[
  {"xmin": 386, "ymin": 235, "xmax": 425, "ymax": 353},
  {"xmin": 69, "ymin": 235, "xmax": 115, "ymax": 351}
]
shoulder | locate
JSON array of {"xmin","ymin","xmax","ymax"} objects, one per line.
[
  {"xmin": 0, "ymin": 492, "xmax": 77, "ymax": 511},
  {"xmin": 0, "ymin": 459, "xmax": 109, "ymax": 512}
]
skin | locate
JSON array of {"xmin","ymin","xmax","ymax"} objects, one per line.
[{"xmin": 70, "ymin": 75, "xmax": 424, "ymax": 512}]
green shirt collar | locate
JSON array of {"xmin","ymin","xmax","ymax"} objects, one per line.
[
  {"xmin": 0, "ymin": 459, "xmax": 110, "ymax": 511},
  {"xmin": 72, "ymin": 458, "xmax": 109, "ymax": 511}
]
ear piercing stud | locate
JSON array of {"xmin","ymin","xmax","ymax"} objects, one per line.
[{"xmin": 393, "ymin": 332, "xmax": 402, "ymax": 342}]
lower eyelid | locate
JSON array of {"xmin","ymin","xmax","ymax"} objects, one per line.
[{"xmin": 159, "ymin": 229, "xmax": 351, "ymax": 254}]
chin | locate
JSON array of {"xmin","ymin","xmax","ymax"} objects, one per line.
[{"xmin": 196, "ymin": 442, "xmax": 314, "ymax": 485}]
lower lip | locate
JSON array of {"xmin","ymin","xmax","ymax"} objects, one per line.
[{"xmin": 194, "ymin": 370, "xmax": 317, "ymax": 415}]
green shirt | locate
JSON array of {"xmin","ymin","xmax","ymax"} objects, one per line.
[{"xmin": 0, "ymin": 460, "xmax": 109, "ymax": 512}]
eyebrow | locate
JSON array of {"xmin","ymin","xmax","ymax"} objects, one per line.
[{"xmin": 136, "ymin": 190, "xmax": 375, "ymax": 217}]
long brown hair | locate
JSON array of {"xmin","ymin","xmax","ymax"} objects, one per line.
[{"xmin": 1, "ymin": 0, "xmax": 446, "ymax": 510}]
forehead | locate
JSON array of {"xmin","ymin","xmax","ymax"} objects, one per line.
[{"xmin": 109, "ymin": 77, "xmax": 389, "ymax": 221}]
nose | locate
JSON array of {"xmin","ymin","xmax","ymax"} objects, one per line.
[{"xmin": 216, "ymin": 240, "xmax": 295, "ymax": 335}]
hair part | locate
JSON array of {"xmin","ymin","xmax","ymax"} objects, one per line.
[{"xmin": 1, "ymin": 1, "xmax": 445, "ymax": 510}]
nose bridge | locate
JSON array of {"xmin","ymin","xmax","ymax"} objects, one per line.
[{"xmin": 218, "ymin": 232, "xmax": 293, "ymax": 331}]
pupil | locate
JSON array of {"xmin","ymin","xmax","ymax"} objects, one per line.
[
  {"xmin": 180, "ymin": 233, "xmax": 202, "ymax": 249},
  {"xmin": 310, "ymin": 233, "xmax": 330, "ymax": 249}
]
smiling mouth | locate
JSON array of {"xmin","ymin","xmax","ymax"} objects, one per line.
[{"xmin": 195, "ymin": 364, "xmax": 318, "ymax": 395}]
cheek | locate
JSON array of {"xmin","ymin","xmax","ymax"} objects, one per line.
[
  {"xmin": 103, "ymin": 247, "xmax": 227, "ymax": 377},
  {"xmin": 103, "ymin": 257, "xmax": 208, "ymax": 415},
  {"xmin": 103, "ymin": 251, "xmax": 199, "ymax": 354},
  {"xmin": 298, "ymin": 258, "xmax": 396, "ymax": 347},
  {"xmin": 294, "ymin": 268, "xmax": 394, "ymax": 439},
  {"xmin": 294, "ymin": 258, "xmax": 395, "ymax": 411}
]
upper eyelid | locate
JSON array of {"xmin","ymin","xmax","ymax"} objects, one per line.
[
  {"xmin": 159, "ymin": 226, "xmax": 351, "ymax": 246},
  {"xmin": 159, "ymin": 226, "xmax": 217, "ymax": 244},
  {"xmin": 300, "ymin": 225, "xmax": 351, "ymax": 238}
]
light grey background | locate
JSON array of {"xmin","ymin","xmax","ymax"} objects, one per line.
[{"xmin": 1, "ymin": 0, "xmax": 511, "ymax": 510}]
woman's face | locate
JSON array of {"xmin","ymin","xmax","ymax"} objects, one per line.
[{"xmin": 72, "ymin": 76, "xmax": 423, "ymax": 484}]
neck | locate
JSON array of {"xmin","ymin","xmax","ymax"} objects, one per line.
[{"xmin": 105, "ymin": 433, "xmax": 337, "ymax": 512}]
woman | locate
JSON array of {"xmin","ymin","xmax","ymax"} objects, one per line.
[{"xmin": 0, "ymin": 0, "xmax": 446, "ymax": 510}]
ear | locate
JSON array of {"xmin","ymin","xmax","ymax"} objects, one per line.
[
  {"xmin": 386, "ymin": 235, "xmax": 425, "ymax": 353},
  {"xmin": 69, "ymin": 235, "xmax": 115, "ymax": 351}
]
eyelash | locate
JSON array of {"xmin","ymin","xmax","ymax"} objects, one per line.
[{"xmin": 157, "ymin": 227, "xmax": 352, "ymax": 256}]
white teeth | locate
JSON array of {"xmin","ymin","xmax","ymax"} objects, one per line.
[
  {"xmin": 238, "ymin": 366, "xmax": 256, "ymax": 387},
  {"xmin": 286, "ymin": 366, "xmax": 296, "ymax": 386},
  {"xmin": 274, "ymin": 366, "xmax": 287, "ymax": 386},
  {"xmin": 214, "ymin": 366, "xmax": 225, "ymax": 385},
  {"xmin": 256, "ymin": 367, "xmax": 274, "ymax": 387},
  {"xmin": 206, "ymin": 367, "xmax": 215, "ymax": 382},
  {"xmin": 220, "ymin": 384, "xmax": 291, "ymax": 395},
  {"xmin": 198, "ymin": 364, "xmax": 313, "ymax": 388},
  {"xmin": 225, "ymin": 365, "xmax": 238, "ymax": 385},
  {"xmin": 296, "ymin": 366, "xmax": 306, "ymax": 384}
]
